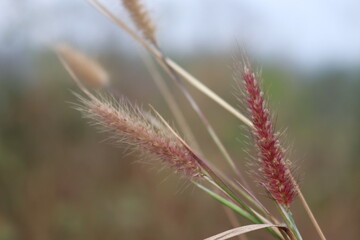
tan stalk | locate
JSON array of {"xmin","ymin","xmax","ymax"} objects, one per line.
[
  {"xmin": 139, "ymin": 50, "xmax": 201, "ymax": 151},
  {"xmin": 87, "ymin": 1, "xmax": 326, "ymax": 239},
  {"xmin": 296, "ymin": 185, "xmax": 326, "ymax": 240},
  {"xmin": 165, "ymin": 59, "xmax": 254, "ymax": 128}
]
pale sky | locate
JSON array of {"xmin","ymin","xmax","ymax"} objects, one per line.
[{"xmin": 1, "ymin": 0, "xmax": 360, "ymax": 70}]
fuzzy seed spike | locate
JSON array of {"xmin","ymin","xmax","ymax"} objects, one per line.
[
  {"xmin": 77, "ymin": 94, "xmax": 204, "ymax": 179},
  {"xmin": 121, "ymin": 0, "xmax": 157, "ymax": 44},
  {"xmin": 55, "ymin": 44, "xmax": 109, "ymax": 89},
  {"xmin": 235, "ymin": 59, "xmax": 297, "ymax": 207}
]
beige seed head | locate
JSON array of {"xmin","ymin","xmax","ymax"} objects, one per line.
[
  {"xmin": 121, "ymin": 0, "xmax": 157, "ymax": 44},
  {"xmin": 55, "ymin": 44, "xmax": 109, "ymax": 89}
]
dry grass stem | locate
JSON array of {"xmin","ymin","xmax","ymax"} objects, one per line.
[
  {"xmin": 140, "ymin": 51, "xmax": 201, "ymax": 151},
  {"xmin": 296, "ymin": 187, "xmax": 326, "ymax": 240}
]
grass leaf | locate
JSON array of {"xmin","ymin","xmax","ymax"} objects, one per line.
[{"xmin": 204, "ymin": 224, "xmax": 286, "ymax": 240}]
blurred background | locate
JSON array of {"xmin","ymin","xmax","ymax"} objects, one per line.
[{"xmin": 0, "ymin": 0, "xmax": 359, "ymax": 239}]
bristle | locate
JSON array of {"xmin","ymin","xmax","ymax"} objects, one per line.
[
  {"xmin": 55, "ymin": 44, "xmax": 109, "ymax": 89},
  {"xmin": 235, "ymin": 60, "xmax": 296, "ymax": 207},
  {"xmin": 77, "ymin": 94, "xmax": 203, "ymax": 178},
  {"xmin": 121, "ymin": 0, "xmax": 157, "ymax": 44}
]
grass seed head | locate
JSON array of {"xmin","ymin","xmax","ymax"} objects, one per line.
[
  {"xmin": 235, "ymin": 59, "xmax": 297, "ymax": 207},
  {"xmin": 121, "ymin": 0, "xmax": 157, "ymax": 44},
  {"xmin": 77, "ymin": 94, "xmax": 204, "ymax": 179},
  {"xmin": 55, "ymin": 44, "xmax": 109, "ymax": 89}
]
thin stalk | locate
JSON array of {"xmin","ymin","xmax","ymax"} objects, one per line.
[
  {"xmin": 139, "ymin": 50, "xmax": 201, "ymax": 151},
  {"xmin": 296, "ymin": 185, "xmax": 326, "ymax": 240},
  {"xmin": 165, "ymin": 57, "xmax": 254, "ymax": 128}
]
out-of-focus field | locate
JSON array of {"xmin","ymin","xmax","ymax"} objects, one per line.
[{"xmin": 0, "ymin": 49, "xmax": 359, "ymax": 240}]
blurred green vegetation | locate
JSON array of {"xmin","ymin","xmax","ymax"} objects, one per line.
[{"xmin": 0, "ymin": 50, "xmax": 359, "ymax": 240}]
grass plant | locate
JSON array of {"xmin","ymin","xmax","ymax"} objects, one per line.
[{"xmin": 56, "ymin": 1, "xmax": 327, "ymax": 239}]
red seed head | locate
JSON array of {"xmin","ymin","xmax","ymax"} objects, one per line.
[{"xmin": 236, "ymin": 62, "xmax": 296, "ymax": 207}]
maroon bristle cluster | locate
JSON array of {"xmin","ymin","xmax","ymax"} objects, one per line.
[
  {"xmin": 239, "ymin": 65, "xmax": 296, "ymax": 207},
  {"xmin": 80, "ymin": 96, "xmax": 203, "ymax": 179}
]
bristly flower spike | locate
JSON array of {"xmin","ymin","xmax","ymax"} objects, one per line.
[
  {"xmin": 235, "ymin": 59, "xmax": 297, "ymax": 207},
  {"xmin": 121, "ymin": 0, "xmax": 157, "ymax": 45},
  {"xmin": 77, "ymin": 94, "xmax": 204, "ymax": 179}
]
